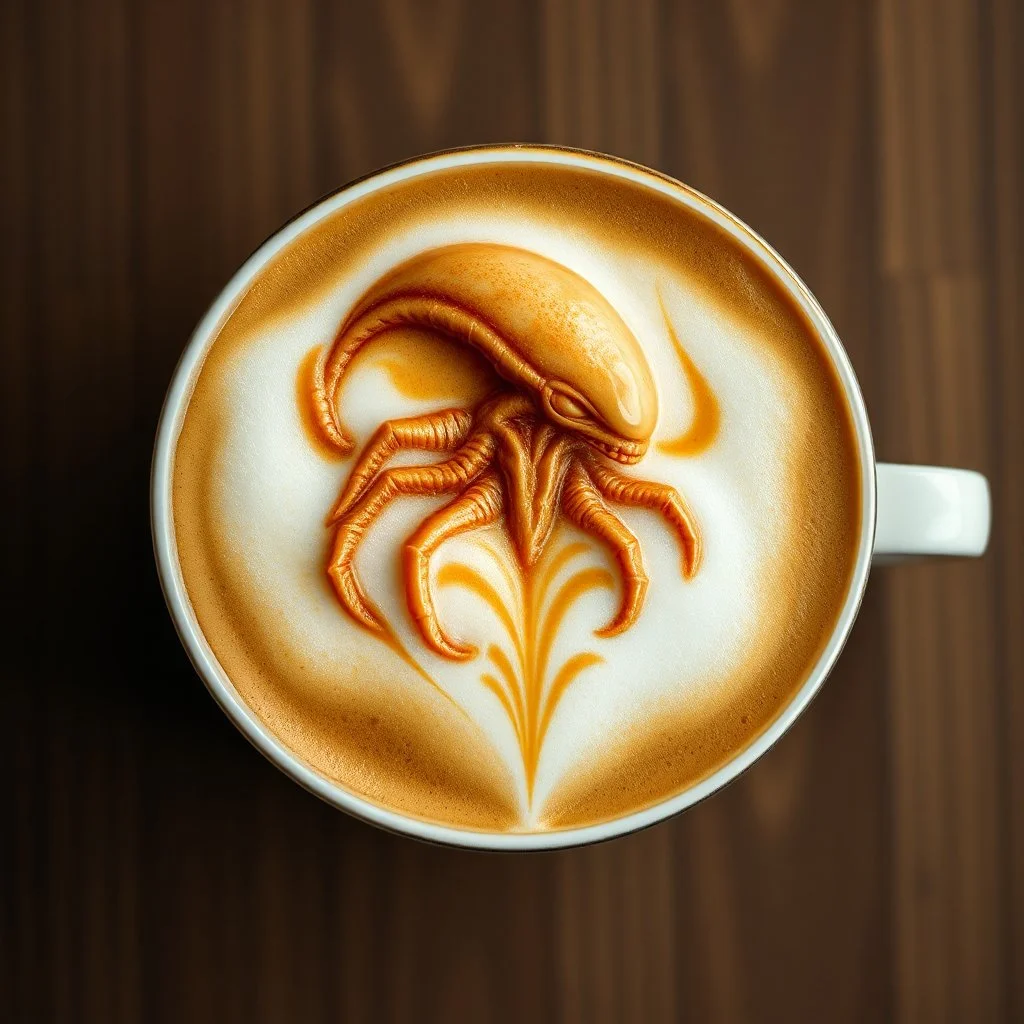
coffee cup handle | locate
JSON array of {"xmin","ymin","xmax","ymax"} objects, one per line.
[{"xmin": 873, "ymin": 463, "xmax": 991, "ymax": 564}]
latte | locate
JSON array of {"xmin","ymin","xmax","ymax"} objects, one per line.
[{"xmin": 170, "ymin": 151, "xmax": 861, "ymax": 831}]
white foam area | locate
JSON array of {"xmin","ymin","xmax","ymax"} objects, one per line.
[{"xmin": 202, "ymin": 213, "xmax": 798, "ymax": 824}]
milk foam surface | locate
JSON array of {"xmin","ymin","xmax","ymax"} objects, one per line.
[{"xmin": 172, "ymin": 158, "xmax": 860, "ymax": 831}]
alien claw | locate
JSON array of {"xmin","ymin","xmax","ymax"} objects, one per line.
[
  {"xmin": 683, "ymin": 533, "xmax": 702, "ymax": 578},
  {"xmin": 408, "ymin": 584, "xmax": 478, "ymax": 659},
  {"xmin": 419, "ymin": 623, "xmax": 478, "ymax": 661},
  {"xmin": 594, "ymin": 572, "xmax": 649, "ymax": 639},
  {"xmin": 328, "ymin": 563, "xmax": 385, "ymax": 633}
]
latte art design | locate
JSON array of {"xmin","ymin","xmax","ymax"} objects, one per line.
[
  {"xmin": 170, "ymin": 155, "xmax": 861, "ymax": 832},
  {"xmin": 306, "ymin": 244, "xmax": 710, "ymax": 801}
]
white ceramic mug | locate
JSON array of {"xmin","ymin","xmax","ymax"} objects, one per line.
[{"xmin": 151, "ymin": 146, "xmax": 990, "ymax": 850}]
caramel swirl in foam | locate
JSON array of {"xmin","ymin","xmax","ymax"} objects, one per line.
[
  {"xmin": 655, "ymin": 292, "xmax": 721, "ymax": 457},
  {"xmin": 437, "ymin": 535, "xmax": 612, "ymax": 803}
]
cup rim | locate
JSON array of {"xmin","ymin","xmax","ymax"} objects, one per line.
[{"xmin": 151, "ymin": 143, "xmax": 877, "ymax": 851}]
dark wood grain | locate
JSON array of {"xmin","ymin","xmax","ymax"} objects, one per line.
[
  {"xmin": 993, "ymin": 1, "xmax": 1024, "ymax": 1016},
  {"xmin": 1, "ymin": 1, "xmax": 1020, "ymax": 1021},
  {"xmin": 877, "ymin": 0, "xmax": 993, "ymax": 1016}
]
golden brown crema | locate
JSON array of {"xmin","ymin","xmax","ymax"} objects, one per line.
[{"xmin": 172, "ymin": 156, "xmax": 861, "ymax": 832}]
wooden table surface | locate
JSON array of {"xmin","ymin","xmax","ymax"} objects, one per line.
[{"xmin": 2, "ymin": 1, "xmax": 1021, "ymax": 1020}]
